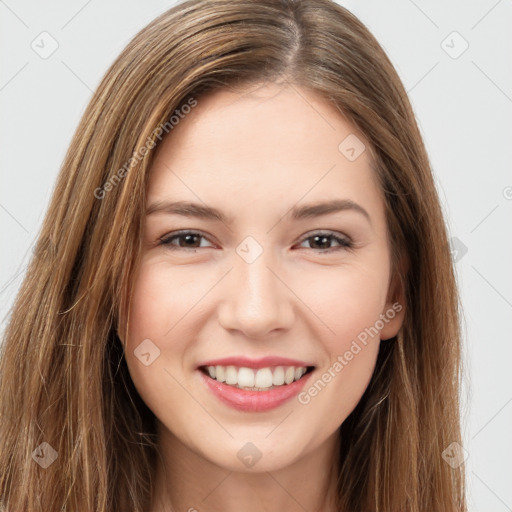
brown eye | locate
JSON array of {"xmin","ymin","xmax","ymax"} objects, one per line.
[
  {"xmin": 160, "ymin": 231, "xmax": 213, "ymax": 250},
  {"xmin": 298, "ymin": 232, "xmax": 353, "ymax": 252}
]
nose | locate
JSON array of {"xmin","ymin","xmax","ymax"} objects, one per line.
[{"xmin": 217, "ymin": 247, "xmax": 296, "ymax": 340}]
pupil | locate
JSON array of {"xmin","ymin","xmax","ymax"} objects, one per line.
[
  {"xmin": 313, "ymin": 235, "xmax": 329, "ymax": 249},
  {"xmin": 183, "ymin": 234, "xmax": 199, "ymax": 247}
]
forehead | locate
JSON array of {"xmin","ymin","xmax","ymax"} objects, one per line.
[{"xmin": 147, "ymin": 83, "xmax": 385, "ymax": 228}]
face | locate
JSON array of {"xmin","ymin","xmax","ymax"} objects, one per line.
[{"xmin": 120, "ymin": 82, "xmax": 404, "ymax": 473}]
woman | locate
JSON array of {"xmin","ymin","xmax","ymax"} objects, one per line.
[{"xmin": 0, "ymin": 0, "xmax": 467, "ymax": 510}]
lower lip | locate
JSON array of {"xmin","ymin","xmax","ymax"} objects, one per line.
[{"xmin": 198, "ymin": 369, "xmax": 313, "ymax": 412}]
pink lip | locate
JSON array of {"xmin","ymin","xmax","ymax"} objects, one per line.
[
  {"xmin": 198, "ymin": 368, "xmax": 313, "ymax": 412},
  {"xmin": 196, "ymin": 356, "xmax": 314, "ymax": 370}
]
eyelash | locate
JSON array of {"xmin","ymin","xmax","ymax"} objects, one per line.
[{"xmin": 159, "ymin": 230, "xmax": 354, "ymax": 253}]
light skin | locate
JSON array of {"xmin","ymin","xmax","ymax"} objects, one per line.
[{"xmin": 118, "ymin": 81, "xmax": 405, "ymax": 512}]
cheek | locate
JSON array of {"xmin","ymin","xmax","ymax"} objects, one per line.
[
  {"xmin": 127, "ymin": 258, "xmax": 194, "ymax": 343},
  {"xmin": 295, "ymin": 263, "xmax": 386, "ymax": 418},
  {"xmin": 123, "ymin": 262, "xmax": 185, "ymax": 392},
  {"xmin": 305, "ymin": 263, "xmax": 389, "ymax": 350},
  {"xmin": 122, "ymin": 262, "xmax": 194, "ymax": 428}
]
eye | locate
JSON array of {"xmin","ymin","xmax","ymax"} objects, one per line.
[
  {"xmin": 296, "ymin": 231, "xmax": 354, "ymax": 253},
  {"xmin": 159, "ymin": 230, "xmax": 214, "ymax": 251},
  {"xmin": 158, "ymin": 230, "xmax": 354, "ymax": 253}
]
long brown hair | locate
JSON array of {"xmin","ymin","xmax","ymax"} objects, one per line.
[{"xmin": 0, "ymin": 0, "xmax": 467, "ymax": 510}]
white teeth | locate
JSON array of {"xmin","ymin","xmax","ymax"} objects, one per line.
[
  {"xmin": 215, "ymin": 365, "xmax": 225, "ymax": 383},
  {"xmin": 272, "ymin": 366, "xmax": 285, "ymax": 386},
  {"xmin": 237, "ymin": 367, "xmax": 255, "ymax": 388},
  {"xmin": 294, "ymin": 367, "xmax": 305, "ymax": 380},
  {"xmin": 203, "ymin": 364, "xmax": 309, "ymax": 389},
  {"xmin": 284, "ymin": 367, "xmax": 295, "ymax": 385},
  {"xmin": 225, "ymin": 365, "xmax": 238, "ymax": 385},
  {"xmin": 254, "ymin": 368, "xmax": 273, "ymax": 388}
]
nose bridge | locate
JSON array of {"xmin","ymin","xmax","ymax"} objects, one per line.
[
  {"xmin": 218, "ymin": 236, "xmax": 294, "ymax": 336},
  {"xmin": 239, "ymin": 249, "xmax": 278, "ymax": 306}
]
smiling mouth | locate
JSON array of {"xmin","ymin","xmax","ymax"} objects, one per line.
[{"xmin": 199, "ymin": 364, "xmax": 315, "ymax": 391}]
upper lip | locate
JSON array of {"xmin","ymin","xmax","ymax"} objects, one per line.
[{"xmin": 196, "ymin": 356, "xmax": 315, "ymax": 370}]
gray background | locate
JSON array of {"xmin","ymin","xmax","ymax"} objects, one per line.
[{"xmin": 1, "ymin": 1, "xmax": 511, "ymax": 509}]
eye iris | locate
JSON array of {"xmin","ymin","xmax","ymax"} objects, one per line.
[
  {"xmin": 311, "ymin": 235, "xmax": 331, "ymax": 249},
  {"xmin": 180, "ymin": 234, "xmax": 201, "ymax": 247}
]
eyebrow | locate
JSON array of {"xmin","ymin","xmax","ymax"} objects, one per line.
[{"xmin": 145, "ymin": 199, "xmax": 371, "ymax": 225}]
